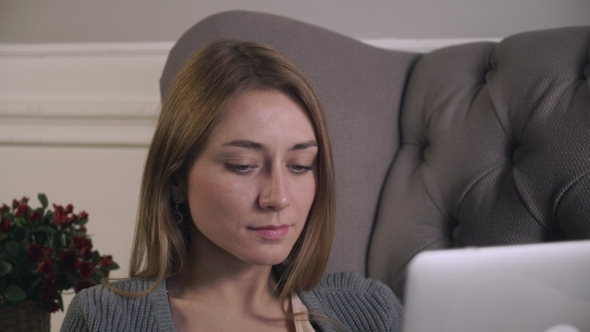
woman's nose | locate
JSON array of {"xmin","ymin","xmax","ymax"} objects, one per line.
[{"xmin": 258, "ymin": 168, "xmax": 290, "ymax": 211}]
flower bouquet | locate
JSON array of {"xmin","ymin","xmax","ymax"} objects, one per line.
[{"xmin": 0, "ymin": 194, "xmax": 118, "ymax": 313}]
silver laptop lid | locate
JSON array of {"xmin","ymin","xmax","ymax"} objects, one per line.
[{"xmin": 402, "ymin": 240, "xmax": 590, "ymax": 332}]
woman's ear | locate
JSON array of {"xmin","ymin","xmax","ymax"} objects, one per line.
[{"xmin": 170, "ymin": 176, "xmax": 187, "ymax": 203}]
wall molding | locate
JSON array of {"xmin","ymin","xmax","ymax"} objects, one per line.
[
  {"xmin": 0, "ymin": 38, "xmax": 501, "ymax": 147},
  {"xmin": 0, "ymin": 42, "xmax": 166, "ymax": 147},
  {"xmin": 0, "ymin": 42, "xmax": 174, "ymax": 57},
  {"xmin": 0, "ymin": 99, "xmax": 158, "ymax": 147},
  {"xmin": 0, "ymin": 38, "xmax": 503, "ymax": 57},
  {"xmin": 362, "ymin": 37, "xmax": 501, "ymax": 53}
]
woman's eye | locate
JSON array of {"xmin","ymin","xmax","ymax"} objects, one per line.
[
  {"xmin": 289, "ymin": 164, "xmax": 313, "ymax": 174},
  {"xmin": 225, "ymin": 163, "xmax": 257, "ymax": 173}
]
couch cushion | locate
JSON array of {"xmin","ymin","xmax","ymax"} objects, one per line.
[
  {"xmin": 160, "ymin": 11, "xmax": 420, "ymax": 275},
  {"xmin": 369, "ymin": 26, "xmax": 590, "ymax": 300}
]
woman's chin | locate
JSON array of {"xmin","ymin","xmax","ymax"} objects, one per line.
[{"xmin": 241, "ymin": 249, "xmax": 292, "ymax": 267}]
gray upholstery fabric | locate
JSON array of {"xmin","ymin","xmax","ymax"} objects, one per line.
[
  {"xmin": 368, "ymin": 27, "xmax": 590, "ymax": 301},
  {"xmin": 160, "ymin": 11, "xmax": 590, "ymax": 302},
  {"xmin": 159, "ymin": 11, "xmax": 419, "ymax": 275}
]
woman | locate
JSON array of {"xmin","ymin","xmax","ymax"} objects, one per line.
[{"xmin": 61, "ymin": 40, "xmax": 403, "ymax": 332}]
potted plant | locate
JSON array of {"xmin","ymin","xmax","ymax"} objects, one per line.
[{"xmin": 0, "ymin": 194, "xmax": 118, "ymax": 332}]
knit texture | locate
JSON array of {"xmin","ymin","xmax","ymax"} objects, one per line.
[
  {"xmin": 60, "ymin": 272, "xmax": 403, "ymax": 332},
  {"xmin": 299, "ymin": 272, "xmax": 404, "ymax": 332},
  {"xmin": 61, "ymin": 278, "xmax": 175, "ymax": 331}
]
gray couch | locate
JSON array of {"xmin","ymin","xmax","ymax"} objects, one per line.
[{"xmin": 160, "ymin": 11, "xmax": 590, "ymax": 301}]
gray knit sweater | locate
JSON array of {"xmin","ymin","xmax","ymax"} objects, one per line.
[{"xmin": 61, "ymin": 271, "xmax": 403, "ymax": 332}]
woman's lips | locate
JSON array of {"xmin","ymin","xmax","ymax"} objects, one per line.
[{"xmin": 248, "ymin": 224, "xmax": 290, "ymax": 240}]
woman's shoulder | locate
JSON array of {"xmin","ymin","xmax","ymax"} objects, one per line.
[
  {"xmin": 82, "ymin": 278, "xmax": 157, "ymax": 296},
  {"xmin": 73, "ymin": 278, "xmax": 161, "ymax": 309},
  {"xmin": 299, "ymin": 271, "xmax": 404, "ymax": 332},
  {"xmin": 61, "ymin": 278, "xmax": 174, "ymax": 332},
  {"xmin": 316, "ymin": 271, "xmax": 391, "ymax": 292},
  {"xmin": 313, "ymin": 271, "xmax": 401, "ymax": 305}
]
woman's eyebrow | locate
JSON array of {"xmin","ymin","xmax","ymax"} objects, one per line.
[
  {"xmin": 290, "ymin": 140, "xmax": 318, "ymax": 151},
  {"xmin": 223, "ymin": 139, "xmax": 265, "ymax": 150},
  {"xmin": 221, "ymin": 139, "xmax": 317, "ymax": 151}
]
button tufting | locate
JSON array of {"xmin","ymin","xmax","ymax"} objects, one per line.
[
  {"xmin": 484, "ymin": 69, "xmax": 494, "ymax": 83},
  {"xmin": 452, "ymin": 225, "xmax": 462, "ymax": 241},
  {"xmin": 511, "ymin": 143, "xmax": 522, "ymax": 165},
  {"xmin": 419, "ymin": 139, "xmax": 430, "ymax": 161}
]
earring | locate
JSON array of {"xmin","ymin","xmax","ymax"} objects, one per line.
[{"xmin": 173, "ymin": 196, "xmax": 183, "ymax": 224}]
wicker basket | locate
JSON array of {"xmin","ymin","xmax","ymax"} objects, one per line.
[{"xmin": 0, "ymin": 300, "xmax": 50, "ymax": 332}]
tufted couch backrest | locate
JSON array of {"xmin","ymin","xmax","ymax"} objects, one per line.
[
  {"xmin": 368, "ymin": 27, "xmax": 590, "ymax": 300},
  {"xmin": 160, "ymin": 11, "xmax": 590, "ymax": 301},
  {"xmin": 160, "ymin": 10, "xmax": 420, "ymax": 277}
]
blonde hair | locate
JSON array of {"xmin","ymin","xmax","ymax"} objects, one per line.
[{"xmin": 119, "ymin": 40, "xmax": 335, "ymax": 318}]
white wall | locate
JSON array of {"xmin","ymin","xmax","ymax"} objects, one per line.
[
  {"xmin": 0, "ymin": 43, "xmax": 166, "ymax": 331},
  {"xmin": 0, "ymin": 0, "xmax": 588, "ymax": 42},
  {"xmin": 0, "ymin": 145, "xmax": 146, "ymax": 330}
]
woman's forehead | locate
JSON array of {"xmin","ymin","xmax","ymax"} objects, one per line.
[{"xmin": 206, "ymin": 89, "xmax": 316, "ymax": 148}]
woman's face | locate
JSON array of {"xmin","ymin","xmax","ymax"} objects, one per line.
[{"xmin": 183, "ymin": 89, "xmax": 317, "ymax": 267}]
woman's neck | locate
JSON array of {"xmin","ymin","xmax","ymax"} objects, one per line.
[
  {"xmin": 167, "ymin": 227, "xmax": 295, "ymax": 332},
  {"xmin": 168, "ymin": 228, "xmax": 280, "ymax": 309}
]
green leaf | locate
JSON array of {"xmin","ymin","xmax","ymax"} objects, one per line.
[
  {"xmin": 36, "ymin": 225, "xmax": 57, "ymax": 234},
  {"xmin": 93, "ymin": 269, "xmax": 104, "ymax": 281},
  {"xmin": 9, "ymin": 264, "xmax": 26, "ymax": 279},
  {"xmin": 47, "ymin": 232, "xmax": 55, "ymax": 248},
  {"xmin": 6, "ymin": 241, "xmax": 20, "ymax": 257},
  {"xmin": 4, "ymin": 285, "xmax": 26, "ymax": 301},
  {"xmin": 0, "ymin": 261, "xmax": 11, "ymax": 276},
  {"xmin": 27, "ymin": 275, "xmax": 43, "ymax": 293},
  {"xmin": 56, "ymin": 292, "xmax": 64, "ymax": 312},
  {"xmin": 78, "ymin": 217, "xmax": 89, "ymax": 226},
  {"xmin": 14, "ymin": 217, "xmax": 25, "ymax": 228},
  {"xmin": 71, "ymin": 229, "xmax": 86, "ymax": 237},
  {"xmin": 66, "ymin": 272, "xmax": 78, "ymax": 286},
  {"xmin": 38, "ymin": 193, "xmax": 48, "ymax": 210},
  {"xmin": 107, "ymin": 262, "xmax": 120, "ymax": 271},
  {"xmin": 91, "ymin": 251, "xmax": 100, "ymax": 266}
]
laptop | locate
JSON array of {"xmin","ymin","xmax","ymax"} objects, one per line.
[{"xmin": 402, "ymin": 240, "xmax": 590, "ymax": 332}]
